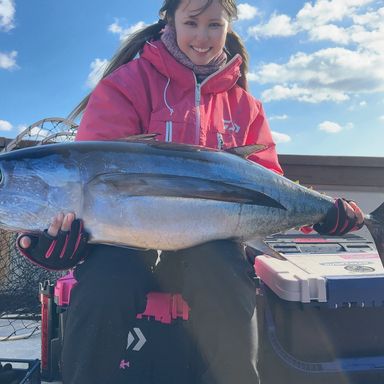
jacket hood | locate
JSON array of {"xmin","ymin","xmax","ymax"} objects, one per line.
[{"xmin": 141, "ymin": 40, "xmax": 242, "ymax": 94}]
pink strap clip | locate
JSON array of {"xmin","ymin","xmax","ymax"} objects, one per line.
[{"xmin": 137, "ymin": 292, "xmax": 190, "ymax": 324}]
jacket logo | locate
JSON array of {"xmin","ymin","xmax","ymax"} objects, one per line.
[{"xmin": 223, "ymin": 119, "xmax": 240, "ymax": 133}]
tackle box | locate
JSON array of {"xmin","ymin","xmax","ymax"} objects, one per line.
[
  {"xmin": 255, "ymin": 234, "xmax": 384, "ymax": 384},
  {"xmin": 0, "ymin": 358, "xmax": 40, "ymax": 383}
]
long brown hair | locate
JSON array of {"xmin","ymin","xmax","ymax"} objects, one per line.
[{"xmin": 69, "ymin": 0, "xmax": 249, "ymax": 121}]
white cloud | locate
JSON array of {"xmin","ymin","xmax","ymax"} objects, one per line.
[
  {"xmin": 0, "ymin": 0, "xmax": 15, "ymax": 31},
  {"xmin": 272, "ymin": 131, "xmax": 291, "ymax": 143},
  {"xmin": 349, "ymin": 99, "xmax": 367, "ymax": 110},
  {"xmin": 318, "ymin": 120, "xmax": 353, "ymax": 133},
  {"xmin": 28, "ymin": 127, "xmax": 49, "ymax": 137},
  {"xmin": 246, "ymin": 71, "xmax": 258, "ymax": 82},
  {"xmin": 237, "ymin": 3, "xmax": 259, "ymax": 21},
  {"xmin": 379, "ymin": 115, "xmax": 384, "ymax": 122},
  {"xmin": 108, "ymin": 20, "xmax": 147, "ymax": 41},
  {"xmin": 17, "ymin": 124, "xmax": 27, "ymax": 133},
  {"xmin": 108, "ymin": 22, "xmax": 122, "ymax": 35},
  {"xmin": 262, "ymin": 85, "xmax": 349, "ymax": 103},
  {"xmin": 247, "ymin": 2, "xmax": 383, "ymax": 49},
  {"xmin": 318, "ymin": 121, "xmax": 343, "ymax": 133},
  {"xmin": 352, "ymin": 6, "xmax": 384, "ymax": 25},
  {"xmin": 86, "ymin": 58, "xmax": 109, "ymax": 89},
  {"xmin": 0, "ymin": 50, "xmax": 17, "ymax": 69},
  {"xmin": 350, "ymin": 25, "xmax": 384, "ymax": 54},
  {"xmin": 255, "ymin": 46, "xmax": 384, "ymax": 103},
  {"xmin": 248, "ymin": 14, "xmax": 297, "ymax": 39},
  {"xmin": 257, "ymin": 48, "xmax": 383, "ymax": 90},
  {"xmin": 308, "ymin": 24, "xmax": 350, "ymax": 44},
  {"xmin": 0, "ymin": 119, "xmax": 12, "ymax": 131},
  {"xmin": 269, "ymin": 114, "xmax": 289, "ymax": 121},
  {"xmin": 296, "ymin": 0, "xmax": 375, "ymax": 29},
  {"xmin": 247, "ymin": 1, "xmax": 384, "ymax": 103},
  {"xmin": 248, "ymin": 0, "xmax": 381, "ymax": 41}
]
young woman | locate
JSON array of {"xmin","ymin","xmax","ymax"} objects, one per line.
[{"xmin": 18, "ymin": 0, "xmax": 363, "ymax": 383}]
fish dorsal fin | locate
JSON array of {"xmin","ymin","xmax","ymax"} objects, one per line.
[
  {"xmin": 225, "ymin": 144, "xmax": 267, "ymax": 158},
  {"xmin": 117, "ymin": 133, "xmax": 161, "ymax": 141}
]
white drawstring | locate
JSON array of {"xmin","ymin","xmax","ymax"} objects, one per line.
[
  {"xmin": 163, "ymin": 77, "xmax": 174, "ymax": 116},
  {"xmin": 145, "ymin": 41, "xmax": 157, "ymax": 48},
  {"xmin": 145, "ymin": 41, "xmax": 173, "ymax": 116}
]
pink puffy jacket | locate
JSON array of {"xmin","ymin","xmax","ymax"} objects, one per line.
[{"xmin": 77, "ymin": 40, "xmax": 283, "ymax": 174}]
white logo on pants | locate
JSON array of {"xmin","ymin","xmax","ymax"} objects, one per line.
[{"xmin": 126, "ymin": 327, "xmax": 146, "ymax": 351}]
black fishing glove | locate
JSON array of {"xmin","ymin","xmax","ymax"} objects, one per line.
[
  {"xmin": 16, "ymin": 219, "xmax": 89, "ymax": 271},
  {"xmin": 314, "ymin": 198, "xmax": 364, "ymax": 236}
]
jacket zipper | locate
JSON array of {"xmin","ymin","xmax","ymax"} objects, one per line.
[
  {"xmin": 195, "ymin": 80, "xmax": 201, "ymax": 145},
  {"xmin": 199, "ymin": 54, "xmax": 241, "ymax": 86},
  {"xmin": 193, "ymin": 55, "xmax": 241, "ymax": 146}
]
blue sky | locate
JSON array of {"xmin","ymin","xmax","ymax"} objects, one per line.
[{"xmin": 0, "ymin": 0, "xmax": 383, "ymax": 156}]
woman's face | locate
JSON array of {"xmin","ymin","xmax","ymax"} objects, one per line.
[{"xmin": 174, "ymin": 0, "xmax": 230, "ymax": 66}]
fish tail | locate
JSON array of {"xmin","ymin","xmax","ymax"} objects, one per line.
[{"xmin": 365, "ymin": 202, "xmax": 384, "ymax": 265}]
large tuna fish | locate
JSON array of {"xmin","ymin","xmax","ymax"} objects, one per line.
[{"xmin": 0, "ymin": 140, "xmax": 383, "ymax": 261}]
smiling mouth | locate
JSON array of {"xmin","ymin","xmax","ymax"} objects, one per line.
[{"xmin": 192, "ymin": 47, "xmax": 211, "ymax": 53}]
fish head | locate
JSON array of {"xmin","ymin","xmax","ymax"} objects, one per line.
[{"xmin": 0, "ymin": 147, "xmax": 83, "ymax": 232}]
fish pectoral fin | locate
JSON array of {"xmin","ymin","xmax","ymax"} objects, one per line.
[
  {"xmin": 225, "ymin": 144, "xmax": 267, "ymax": 158},
  {"xmin": 87, "ymin": 173, "xmax": 285, "ymax": 209},
  {"xmin": 245, "ymin": 239, "xmax": 286, "ymax": 260}
]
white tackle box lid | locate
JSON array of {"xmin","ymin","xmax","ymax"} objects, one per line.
[{"xmin": 255, "ymin": 234, "xmax": 384, "ymax": 306}]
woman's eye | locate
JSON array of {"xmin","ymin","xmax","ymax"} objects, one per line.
[
  {"xmin": 185, "ymin": 20, "xmax": 197, "ymax": 26},
  {"xmin": 210, "ymin": 23, "xmax": 223, "ymax": 28}
]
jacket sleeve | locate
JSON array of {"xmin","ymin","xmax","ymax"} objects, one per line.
[
  {"xmin": 76, "ymin": 76, "xmax": 143, "ymax": 141},
  {"xmin": 245, "ymin": 101, "xmax": 283, "ymax": 175}
]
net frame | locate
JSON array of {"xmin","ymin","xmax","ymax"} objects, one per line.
[{"xmin": 0, "ymin": 118, "xmax": 78, "ymax": 340}]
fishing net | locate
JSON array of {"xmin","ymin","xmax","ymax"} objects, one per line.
[
  {"xmin": 0, "ymin": 118, "xmax": 77, "ymax": 340},
  {"xmin": 2, "ymin": 117, "xmax": 77, "ymax": 152}
]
